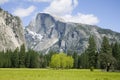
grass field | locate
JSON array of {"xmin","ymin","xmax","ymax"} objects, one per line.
[{"xmin": 0, "ymin": 69, "xmax": 120, "ymax": 80}]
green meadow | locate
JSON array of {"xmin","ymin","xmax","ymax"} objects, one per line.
[{"xmin": 0, "ymin": 69, "xmax": 120, "ymax": 80}]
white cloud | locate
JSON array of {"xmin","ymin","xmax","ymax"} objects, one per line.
[
  {"xmin": 44, "ymin": 0, "xmax": 78, "ymax": 16},
  {"xmin": 27, "ymin": 0, "xmax": 51, "ymax": 2},
  {"xmin": 43, "ymin": 0, "xmax": 99, "ymax": 25},
  {"xmin": 0, "ymin": 0, "xmax": 9, "ymax": 4},
  {"xmin": 11, "ymin": 0, "xmax": 99, "ymax": 25},
  {"xmin": 62, "ymin": 13, "xmax": 99, "ymax": 25},
  {"xmin": 13, "ymin": 6, "xmax": 36, "ymax": 18}
]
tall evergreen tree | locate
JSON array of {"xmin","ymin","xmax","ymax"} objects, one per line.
[
  {"xmin": 0, "ymin": 51, "xmax": 4, "ymax": 67},
  {"xmin": 19, "ymin": 44, "xmax": 26, "ymax": 68},
  {"xmin": 112, "ymin": 42, "xmax": 120, "ymax": 59},
  {"xmin": 87, "ymin": 35, "xmax": 97, "ymax": 68},
  {"xmin": 79, "ymin": 51, "xmax": 89, "ymax": 69},
  {"xmin": 39, "ymin": 53, "xmax": 47, "ymax": 68},
  {"xmin": 11, "ymin": 47, "xmax": 19, "ymax": 68},
  {"xmin": 99, "ymin": 36, "xmax": 116, "ymax": 71},
  {"xmin": 101, "ymin": 36, "xmax": 112, "ymax": 55},
  {"xmin": 112, "ymin": 42, "xmax": 120, "ymax": 70},
  {"xmin": 25, "ymin": 50, "xmax": 31, "ymax": 68},
  {"xmin": 4, "ymin": 50, "xmax": 12, "ymax": 68},
  {"xmin": 72, "ymin": 52, "xmax": 78, "ymax": 68},
  {"xmin": 29, "ymin": 50, "xmax": 39, "ymax": 68}
]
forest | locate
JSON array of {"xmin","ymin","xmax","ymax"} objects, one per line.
[{"xmin": 0, "ymin": 36, "xmax": 120, "ymax": 71}]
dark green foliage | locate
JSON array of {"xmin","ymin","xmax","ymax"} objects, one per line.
[
  {"xmin": 0, "ymin": 51, "xmax": 4, "ymax": 67},
  {"xmin": 87, "ymin": 35, "xmax": 97, "ymax": 68},
  {"xmin": 19, "ymin": 44, "xmax": 26, "ymax": 68},
  {"xmin": 72, "ymin": 52, "xmax": 78, "ymax": 68},
  {"xmin": 79, "ymin": 51, "xmax": 89, "ymax": 69},
  {"xmin": 0, "ymin": 44, "xmax": 41, "ymax": 68},
  {"xmin": 1, "ymin": 50, "xmax": 12, "ymax": 68},
  {"xmin": 25, "ymin": 51, "xmax": 31, "ymax": 68},
  {"xmin": 0, "ymin": 48, "xmax": 19, "ymax": 68},
  {"xmin": 11, "ymin": 47, "xmax": 19, "ymax": 68},
  {"xmin": 25, "ymin": 49, "xmax": 39, "ymax": 68},
  {"xmin": 100, "ymin": 36, "xmax": 112, "ymax": 55},
  {"xmin": 112, "ymin": 42, "xmax": 120, "ymax": 70},
  {"xmin": 112, "ymin": 42, "xmax": 120, "ymax": 60},
  {"xmin": 4, "ymin": 50, "xmax": 12, "ymax": 68},
  {"xmin": 0, "ymin": 45, "xmax": 57, "ymax": 68},
  {"xmin": 29, "ymin": 50, "xmax": 39, "ymax": 68},
  {"xmin": 99, "ymin": 53, "xmax": 116, "ymax": 69},
  {"xmin": 99, "ymin": 36, "xmax": 116, "ymax": 71},
  {"xmin": 39, "ymin": 53, "xmax": 47, "ymax": 68}
]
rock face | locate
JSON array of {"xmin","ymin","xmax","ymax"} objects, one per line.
[
  {"xmin": 0, "ymin": 8, "xmax": 25, "ymax": 51},
  {"xmin": 25, "ymin": 13, "xmax": 120, "ymax": 53}
]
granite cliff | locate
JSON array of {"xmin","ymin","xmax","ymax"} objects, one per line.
[
  {"xmin": 0, "ymin": 8, "xmax": 25, "ymax": 51},
  {"xmin": 25, "ymin": 13, "xmax": 120, "ymax": 53}
]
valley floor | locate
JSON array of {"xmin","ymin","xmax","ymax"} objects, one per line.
[{"xmin": 0, "ymin": 68, "xmax": 120, "ymax": 80}]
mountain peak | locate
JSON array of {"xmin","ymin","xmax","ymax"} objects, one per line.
[
  {"xmin": 25, "ymin": 12, "xmax": 120, "ymax": 53},
  {"xmin": 37, "ymin": 12, "xmax": 65, "ymax": 22}
]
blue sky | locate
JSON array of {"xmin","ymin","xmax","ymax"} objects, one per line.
[{"xmin": 0, "ymin": 0, "xmax": 120, "ymax": 33}]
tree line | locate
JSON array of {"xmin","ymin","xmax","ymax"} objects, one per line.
[
  {"xmin": 0, "ymin": 45, "xmax": 74, "ymax": 69},
  {"xmin": 0, "ymin": 44, "xmax": 39, "ymax": 68},
  {"xmin": 0, "ymin": 36, "xmax": 120, "ymax": 71},
  {"xmin": 72, "ymin": 36, "xmax": 120, "ymax": 71}
]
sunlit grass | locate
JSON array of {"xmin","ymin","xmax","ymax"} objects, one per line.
[{"xmin": 0, "ymin": 68, "xmax": 120, "ymax": 80}]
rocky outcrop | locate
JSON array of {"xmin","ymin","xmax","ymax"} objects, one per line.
[
  {"xmin": 25, "ymin": 13, "xmax": 120, "ymax": 53},
  {"xmin": 0, "ymin": 8, "xmax": 25, "ymax": 51}
]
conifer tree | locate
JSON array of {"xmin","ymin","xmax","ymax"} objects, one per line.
[
  {"xmin": 4, "ymin": 50, "xmax": 12, "ymax": 68},
  {"xmin": 29, "ymin": 50, "xmax": 39, "ymax": 68},
  {"xmin": 25, "ymin": 50, "xmax": 31, "ymax": 68},
  {"xmin": 11, "ymin": 47, "xmax": 19, "ymax": 68},
  {"xmin": 0, "ymin": 51, "xmax": 4, "ymax": 67},
  {"xmin": 99, "ymin": 36, "xmax": 116, "ymax": 71},
  {"xmin": 112, "ymin": 42, "xmax": 120, "ymax": 70},
  {"xmin": 79, "ymin": 51, "xmax": 89, "ymax": 69},
  {"xmin": 87, "ymin": 35, "xmax": 97, "ymax": 68},
  {"xmin": 19, "ymin": 44, "xmax": 26, "ymax": 68},
  {"xmin": 72, "ymin": 52, "xmax": 78, "ymax": 68},
  {"xmin": 101, "ymin": 36, "xmax": 112, "ymax": 55}
]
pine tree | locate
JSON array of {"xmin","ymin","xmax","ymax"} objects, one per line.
[
  {"xmin": 25, "ymin": 51, "xmax": 31, "ymax": 68},
  {"xmin": 39, "ymin": 53, "xmax": 47, "ymax": 68},
  {"xmin": 72, "ymin": 52, "xmax": 78, "ymax": 68},
  {"xmin": 87, "ymin": 35, "xmax": 97, "ymax": 69},
  {"xmin": 99, "ymin": 36, "xmax": 116, "ymax": 71},
  {"xmin": 19, "ymin": 44, "xmax": 26, "ymax": 68},
  {"xmin": 101, "ymin": 36, "xmax": 112, "ymax": 55},
  {"xmin": 4, "ymin": 50, "xmax": 12, "ymax": 68},
  {"xmin": 0, "ymin": 51, "xmax": 4, "ymax": 67},
  {"xmin": 112, "ymin": 42, "xmax": 120, "ymax": 59},
  {"xmin": 112, "ymin": 42, "xmax": 120, "ymax": 70},
  {"xmin": 79, "ymin": 51, "xmax": 89, "ymax": 69},
  {"xmin": 11, "ymin": 47, "xmax": 19, "ymax": 68},
  {"xmin": 29, "ymin": 50, "xmax": 39, "ymax": 68}
]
